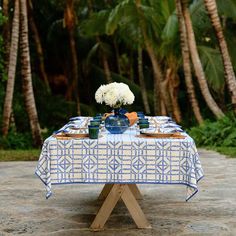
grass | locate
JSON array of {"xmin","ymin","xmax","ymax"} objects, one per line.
[
  {"xmin": 0, "ymin": 149, "xmax": 40, "ymax": 161},
  {"xmin": 206, "ymin": 146, "xmax": 236, "ymax": 158}
]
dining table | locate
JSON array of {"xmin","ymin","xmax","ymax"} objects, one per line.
[{"xmin": 35, "ymin": 116, "xmax": 204, "ymax": 230}]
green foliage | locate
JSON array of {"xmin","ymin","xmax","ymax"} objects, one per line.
[
  {"xmin": 216, "ymin": 0, "xmax": 236, "ymax": 20},
  {"xmin": 0, "ymin": 131, "xmax": 33, "ymax": 150},
  {"xmin": 198, "ymin": 46, "xmax": 224, "ymax": 93},
  {"xmin": 1, "ymin": 0, "xmax": 236, "ymax": 152},
  {"xmin": 80, "ymin": 10, "xmax": 110, "ymax": 36},
  {"xmin": 189, "ymin": 114, "xmax": 236, "ymax": 147},
  {"xmin": 161, "ymin": 13, "xmax": 178, "ymax": 42}
]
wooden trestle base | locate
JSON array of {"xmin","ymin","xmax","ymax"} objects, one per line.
[{"xmin": 90, "ymin": 184, "xmax": 151, "ymax": 231}]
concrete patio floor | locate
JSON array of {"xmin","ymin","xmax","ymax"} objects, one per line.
[{"xmin": 0, "ymin": 149, "xmax": 236, "ymax": 236}]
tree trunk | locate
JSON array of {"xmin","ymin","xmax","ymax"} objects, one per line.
[
  {"xmin": 113, "ymin": 38, "xmax": 122, "ymax": 75},
  {"xmin": 181, "ymin": 0, "xmax": 224, "ymax": 119},
  {"xmin": 20, "ymin": 0, "xmax": 42, "ymax": 146},
  {"xmin": 102, "ymin": 53, "xmax": 112, "ymax": 83},
  {"xmin": 64, "ymin": 0, "xmax": 81, "ymax": 115},
  {"xmin": 2, "ymin": 0, "xmax": 11, "ymax": 71},
  {"xmin": 129, "ymin": 51, "xmax": 134, "ymax": 82},
  {"xmin": 166, "ymin": 68, "xmax": 182, "ymax": 123},
  {"xmin": 135, "ymin": 0, "xmax": 162, "ymax": 115},
  {"xmin": 88, "ymin": 1, "xmax": 112, "ymax": 84},
  {"xmin": 204, "ymin": 0, "xmax": 236, "ymax": 113},
  {"xmin": 175, "ymin": 0, "xmax": 203, "ymax": 124},
  {"xmin": 27, "ymin": 0, "xmax": 51, "ymax": 93},
  {"xmin": 138, "ymin": 46, "xmax": 151, "ymax": 114},
  {"xmin": 2, "ymin": 0, "xmax": 20, "ymax": 136},
  {"xmin": 161, "ymin": 99, "xmax": 167, "ymax": 116}
]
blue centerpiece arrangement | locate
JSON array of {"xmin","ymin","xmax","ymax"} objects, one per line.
[
  {"xmin": 105, "ymin": 108, "xmax": 130, "ymax": 134},
  {"xmin": 95, "ymin": 82, "xmax": 135, "ymax": 134}
]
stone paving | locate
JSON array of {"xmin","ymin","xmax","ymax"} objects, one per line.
[{"xmin": 0, "ymin": 149, "xmax": 236, "ymax": 236}]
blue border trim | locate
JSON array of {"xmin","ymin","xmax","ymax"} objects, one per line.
[
  {"xmin": 37, "ymin": 175, "xmax": 204, "ymax": 201},
  {"xmin": 35, "ymin": 171, "xmax": 47, "ymax": 186}
]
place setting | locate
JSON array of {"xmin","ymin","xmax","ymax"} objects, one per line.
[{"xmin": 135, "ymin": 114, "xmax": 185, "ymax": 139}]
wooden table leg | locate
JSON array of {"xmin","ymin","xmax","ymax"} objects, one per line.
[
  {"xmin": 91, "ymin": 184, "xmax": 125, "ymax": 231},
  {"xmin": 121, "ymin": 185, "xmax": 151, "ymax": 229},
  {"xmin": 98, "ymin": 184, "xmax": 114, "ymax": 200},
  {"xmin": 98, "ymin": 183, "xmax": 143, "ymax": 200},
  {"xmin": 128, "ymin": 184, "xmax": 143, "ymax": 200},
  {"xmin": 91, "ymin": 184, "xmax": 151, "ymax": 231}
]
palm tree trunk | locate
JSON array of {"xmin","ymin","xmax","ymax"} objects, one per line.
[
  {"xmin": 161, "ymin": 99, "xmax": 167, "ymax": 116},
  {"xmin": 175, "ymin": 0, "xmax": 203, "ymax": 124},
  {"xmin": 95, "ymin": 36, "xmax": 112, "ymax": 84},
  {"xmin": 2, "ymin": 0, "xmax": 10, "ymax": 71},
  {"xmin": 181, "ymin": 0, "xmax": 224, "ymax": 119},
  {"xmin": 27, "ymin": 0, "xmax": 51, "ymax": 93},
  {"xmin": 144, "ymin": 38, "xmax": 162, "ymax": 115},
  {"xmin": 204, "ymin": 0, "xmax": 236, "ymax": 114},
  {"xmin": 20, "ymin": 0, "xmax": 42, "ymax": 146},
  {"xmin": 113, "ymin": 38, "xmax": 122, "ymax": 75},
  {"xmin": 166, "ymin": 68, "xmax": 182, "ymax": 123},
  {"xmin": 138, "ymin": 46, "xmax": 151, "ymax": 114},
  {"xmin": 64, "ymin": 0, "xmax": 81, "ymax": 115},
  {"xmin": 135, "ymin": 0, "xmax": 162, "ymax": 115},
  {"xmin": 69, "ymin": 29, "xmax": 81, "ymax": 115},
  {"xmin": 2, "ymin": 0, "xmax": 20, "ymax": 136},
  {"xmin": 88, "ymin": 1, "xmax": 112, "ymax": 84},
  {"xmin": 129, "ymin": 51, "xmax": 134, "ymax": 82},
  {"xmin": 102, "ymin": 53, "xmax": 112, "ymax": 83}
]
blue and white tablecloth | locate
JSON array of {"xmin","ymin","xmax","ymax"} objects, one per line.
[{"xmin": 35, "ymin": 117, "xmax": 204, "ymax": 201}]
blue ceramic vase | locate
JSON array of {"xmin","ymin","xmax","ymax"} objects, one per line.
[{"xmin": 105, "ymin": 108, "xmax": 129, "ymax": 134}]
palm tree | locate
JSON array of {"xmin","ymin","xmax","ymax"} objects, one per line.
[
  {"xmin": 135, "ymin": 0, "xmax": 174, "ymax": 115},
  {"xmin": 165, "ymin": 67, "xmax": 182, "ymax": 123},
  {"xmin": 204, "ymin": 0, "xmax": 236, "ymax": 114},
  {"xmin": 64, "ymin": 0, "xmax": 81, "ymax": 115},
  {"xmin": 83, "ymin": 0, "xmax": 170, "ymax": 114},
  {"xmin": 175, "ymin": 0, "xmax": 203, "ymax": 124},
  {"xmin": 137, "ymin": 45, "xmax": 151, "ymax": 114},
  {"xmin": 181, "ymin": 0, "xmax": 224, "ymax": 119},
  {"xmin": 2, "ymin": 0, "xmax": 10, "ymax": 70},
  {"xmin": 28, "ymin": 0, "xmax": 51, "ymax": 93},
  {"xmin": 20, "ymin": 0, "xmax": 42, "ymax": 146},
  {"xmin": 87, "ymin": 0, "xmax": 112, "ymax": 84},
  {"xmin": 96, "ymin": 37, "xmax": 113, "ymax": 83},
  {"xmin": 2, "ymin": 0, "xmax": 20, "ymax": 136}
]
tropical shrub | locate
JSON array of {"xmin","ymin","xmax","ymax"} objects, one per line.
[{"xmin": 188, "ymin": 114, "xmax": 236, "ymax": 147}]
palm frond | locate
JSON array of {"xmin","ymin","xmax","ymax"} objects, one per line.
[
  {"xmin": 161, "ymin": 12, "xmax": 178, "ymax": 42},
  {"xmin": 190, "ymin": 0, "xmax": 211, "ymax": 33},
  {"xmin": 47, "ymin": 19, "xmax": 64, "ymax": 43},
  {"xmin": 198, "ymin": 45, "xmax": 225, "ymax": 92},
  {"xmin": 216, "ymin": 0, "xmax": 236, "ymax": 20},
  {"xmin": 80, "ymin": 10, "xmax": 110, "ymax": 36},
  {"xmin": 106, "ymin": 0, "xmax": 134, "ymax": 35},
  {"xmin": 86, "ymin": 42, "xmax": 99, "ymax": 64}
]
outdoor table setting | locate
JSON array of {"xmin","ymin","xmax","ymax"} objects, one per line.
[{"xmin": 35, "ymin": 82, "xmax": 204, "ymax": 230}]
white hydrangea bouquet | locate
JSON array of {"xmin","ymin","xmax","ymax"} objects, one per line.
[{"xmin": 95, "ymin": 82, "xmax": 135, "ymax": 108}]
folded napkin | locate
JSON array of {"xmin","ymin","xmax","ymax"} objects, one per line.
[
  {"xmin": 160, "ymin": 127, "xmax": 183, "ymax": 133},
  {"xmin": 125, "ymin": 112, "xmax": 138, "ymax": 126}
]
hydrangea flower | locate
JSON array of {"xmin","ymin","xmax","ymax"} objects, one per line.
[{"xmin": 95, "ymin": 82, "xmax": 135, "ymax": 108}]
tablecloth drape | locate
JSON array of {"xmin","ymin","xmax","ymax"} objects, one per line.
[{"xmin": 35, "ymin": 126, "xmax": 203, "ymax": 201}]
